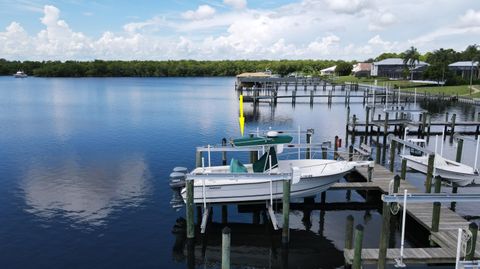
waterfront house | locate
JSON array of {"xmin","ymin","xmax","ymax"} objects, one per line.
[
  {"xmin": 448, "ymin": 61, "xmax": 479, "ymax": 80},
  {"xmin": 352, "ymin": 63, "xmax": 372, "ymax": 77},
  {"xmin": 320, "ymin": 65, "xmax": 336, "ymax": 76},
  {"xmin": 371, "ymin": 58, "xmax": 428, "ymax": 79}
]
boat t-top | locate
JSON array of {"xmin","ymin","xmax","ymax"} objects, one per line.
[{"xmin": 177, "ymin": 130, "xmax": 373, "ymax": 204}]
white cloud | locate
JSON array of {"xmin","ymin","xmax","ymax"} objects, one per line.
[
  {"xmin": 410, "ymin": 9, "xmax": 480, "ymax": 48},
  {"xmin": 182, "ymin": 5, "xmax": 216, "ymax": 20},
  {"xmin": 368, "ymin": 12, "xmax": 396, "ymax": 31},
  {"xmin": 307, "ymin": 34, "xmax": 341, "ymax": 55},
  {"xmin": 323, "ymin": 0, "xmax": 372, "ymax": 14},
  {"xmin": 36, "ymin": 5, "xmax": 92, "ymax": 57},
  {"xmin": 223, "ymin": 0, "xmax": 247, "ymax": 10},
  {"xmin": 0, "ymin": 2, "xmax": 479, "ymax": 61},
  {"xmin": 0, "ymin": 22, "xmax": 31, "ymax": 56},
  {"xmin": 458, "ymin": 9, "xmax": 480, "ymax": 27}
]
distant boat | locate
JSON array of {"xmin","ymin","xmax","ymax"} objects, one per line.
[{"xmin": 13, "ymin": 71, "xmax": 27, "ymax": 78}]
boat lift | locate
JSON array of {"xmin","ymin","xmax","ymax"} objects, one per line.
[{"xmin": 382, "ymin": 192, "xmax": 480, "ymax": 268}]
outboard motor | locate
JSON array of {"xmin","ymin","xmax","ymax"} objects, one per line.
[{"xmin": 169, "ymin": 167, "xmax": 188, "ymax": 189}]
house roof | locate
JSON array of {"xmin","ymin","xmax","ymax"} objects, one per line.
[
  {"xmin": 320, "ymin": 65, "xmax": 336, "ymax": 72},
  {"xmin": 236, "ymin": 72, "xmax": 271, "ymax": 78},
  {"xmin": 374, "ymin": 58, "xmax": 428, "ymax": 66},
  {"xmin": 448, "ymin": 61, "xmax": 479, "ymax": 67},
  {"xmin": 352, "ymin": 63, "xmax": 372, "ymax": 72}
]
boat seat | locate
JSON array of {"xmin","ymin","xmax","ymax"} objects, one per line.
[
  {"xmin": 230, "ymin": 158, "xmax": 248, "ymax": 173},
  {"xmin": 253, "ymin": 147, "xmax": 278, "ymax": 173}
]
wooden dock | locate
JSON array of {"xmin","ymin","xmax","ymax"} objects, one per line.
[{"xmin": 342, "ymin": 165, "xmax": 480, "ymax": 265}]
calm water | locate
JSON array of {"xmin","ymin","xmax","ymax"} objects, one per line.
[{"xmin": 0, "ymin": 77, "xmax": 478, "ymax": 268}]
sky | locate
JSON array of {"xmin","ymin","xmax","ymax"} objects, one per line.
[{"xmin": 0, "ymin": 0, "xmax": 479, "ymax": 61}]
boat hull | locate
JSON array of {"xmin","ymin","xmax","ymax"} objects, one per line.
[
  {"xmin": 185, "ymin": 173, "xmax": 347, "ymax": 204},
  {"xmin": 402, "ymin": 155, "xmax": 479, "ymax": 186}
]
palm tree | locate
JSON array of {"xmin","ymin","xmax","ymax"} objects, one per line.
[{"xmin": 403, "ymin": 46, "xmax": 420, "ymax": 80}]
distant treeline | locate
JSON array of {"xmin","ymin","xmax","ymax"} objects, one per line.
[{"xmin": 0, "ymin": 59, "xmax": 345, "ymax": 77}]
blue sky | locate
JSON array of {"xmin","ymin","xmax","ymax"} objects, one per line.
[{"xmin": 0, "ymin": 0, "xmax": 479, "ymax": 60}]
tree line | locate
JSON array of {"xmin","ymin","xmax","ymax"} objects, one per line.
[
  {"xmin": 0, "ymin": 59, "xmax": 342, "ymax": 77},
  {"xmin": 0, "ymin": 44, "xmax": 478, "ymax": 83}
]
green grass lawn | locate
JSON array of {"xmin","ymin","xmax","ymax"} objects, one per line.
[
  {"xmin": 331, "ymin": 75, "xmax": 427, "ymax": 88},
  {"xmin": 402, "ymin": 85, "xmax": 472, "ymax": 95},
  {"xmin": 332, "ymin": 75, "xmax": 479, "ymax": 98}
]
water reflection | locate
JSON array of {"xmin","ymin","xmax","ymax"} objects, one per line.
[
  {"xmin": 21, "ymin": 154, "xmax": 151, "ymax": 226},
  {"xmin": 172, "ymin": 220, "xmax": 343, "ymax": 269}
]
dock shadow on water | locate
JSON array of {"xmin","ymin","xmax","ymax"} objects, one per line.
[{"xmin": 172, "ymin": 218, "xmax": 344, "ymax": 269}]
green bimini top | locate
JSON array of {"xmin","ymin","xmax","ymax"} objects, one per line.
[{"xmin": 232, "ymin": 135, "xmax": 293, "ymax": 147}]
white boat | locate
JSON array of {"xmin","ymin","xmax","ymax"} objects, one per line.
[
  {"xmin": 401, "ymin": 134, "xmax": 480, "ymax": 187},
  {"xmin": 401, "ymin": 154, "xmax": 480, "ymax": 186},
  {"xmin": 180, "ymin": 132, "xmax": 372, "ymax": 204},
  {"xmin": 13, "ymin": 71, "xmax": 27, "ymax": 78}
]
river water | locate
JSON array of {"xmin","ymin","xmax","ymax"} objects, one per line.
[{"xmin": 0, "ymin": 77, "xmax": 478, "ymax": 268}]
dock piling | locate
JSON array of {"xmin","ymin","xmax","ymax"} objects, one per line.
[
  {"xmin": 222, "ymin": 138, "xmax": 227, "ymax": 165},
  {"xmin": 186, "ymin": 179, "xmax": 195, "ymax": 239},
  {"xmin": 425, "ymin": 154, "xmax": 435, "ymax": 193},
  {"xmin": 401, "ymin": 159, "xmax": 407, "ymax": 180},
  {"xmin": 389, "ymin": 140, "xmax": 397, "ymax": 172},
  {"xmin": 456, "ymin": 138, "xmax": 463, "ymax": 162},
  {"xmin": 345, "ymin": 215, "xmax": 354, "ymax": 250},
  {"xmin": 466, "ymin": 222, "xmax": 478, "ymax": 261},
  {"xmin": 376, "ymin": 143, "xmax": 381, "ymax": 164},
  {"xmin": 222, "ymin": 227, "xmax": 231, "ymax": 269},
  {"xmin": 282, "ymin": 177, "xmax": 291, "ymax": 245},
  {"xmin": 378, "ymin": 202, "xmax": 391, "ymax": 269},
  {"xmin": 353, "ymin": 225, "xmax": 364, "ymax": 269}
]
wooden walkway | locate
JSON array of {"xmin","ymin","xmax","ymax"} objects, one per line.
[{"xmin": 342, "ymin": 165, "xmax": 480, "ymax": 265}]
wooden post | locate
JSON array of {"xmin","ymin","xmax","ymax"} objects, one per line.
[
  {"xmin": 249, "ymin": 134, "xmax": 258, "ymax": 163},
  {"xmin": 346, "ymin": 106, "xmax": 351, "ymax": 132},
  {"xmin": 222, "ymin": 227, "xmax": 231, "ymax": 269},
  {"xmin": 222, "ymin": 205, "xmax": 228, "ymax": 224},
  {"xmin": 431, "ymin": 176, "xmax": 442, "ymax": 233},
  {"xmin": 444, "ymin": 112, "xmax": 449, "ymax": 135},
  {"xmin": 310, "ymin": 90, "xmax": 314, "ymax": 106},
  {"xmin": 352, "ymin": 114, "xmax": 357, "ymax": 135},
  {"xmin": 421, "ymin": 112, "xmax": 427, "ymax": 138},
  {"xmin": 450, "ymin": 113, "xmax": 456, "ymax": 141},
  {"xmin": 401, "ymin": 159, "xmax": 407, "ymax": 180},
  {"xmin": 292, "ymin": 90, "xmax": 297, "ymax": 105},
  {"xmin": 282, "ymin": 178, "xmax": 291, "ymax": 245},
  {"xmin": 393, "ymin": 175, "xmax": 401, "ymax": 193},
  {"xmin": 389, "ymin": 140, "xmax": 396, "ymax": 172},
  {"xmin": 186, "ymin": 179, "xmax": 195, "ymax": 239},
  {"xmin": 222, "ymin": 138, "xmax": 227, "ymax": 165},
  {"xmin": 427, "ymin": 113, "xmax": 432, "ymax": 143},
  {"xmin": 466, "ymin": 222, "xmax": 478, "ymax": 261},
  {"xmin": 306, "ymin": 131, "xmax": 312, "ymax": 159},
  {"xmin": 376, "ymin": 143, "xmax": 381, "ymax": 164},
  {"xmin": 353, "ymin": 225, "xmax": 364, "ymax": 269},
  {"xmin": 382, "ymin": 113, "xmax": 389, "ymax": 164},
  {"xmin": 334, "ymin": 135, "xmax": 339, "ymax": 160},
  {"xmin": 456, "ymin": 138, "xmax": 463, "ymax": 162},
  {"xmin": 349, "ymin": 145, "xmax": 354, "ymax": 161},
  {"xmin": 378, "ymin": 202, "xmax": 391, "ymax": 269},
  {"xmin": 195, "ymin": 150, "xmax": 203, "ymax": 168},
  {"xmin": 345, "ymin": 215, "xmax": 354, "ymax": 250},
  {"xmin": 322, "ymin": 146, "xmax": 327, "ymax": 159},
  {"xmin": 365, "ymin": 106, "xmax": 370, "ymax": 138},
  {"xmin": 425, "ymin": 153, "xmax": 435, "ymax": 193},
  {"xmin": 367, "ymin": 161, "xmax": 374, "ymax": 182},
  {"xmin": 451, "ymin": 184, "xmax": 458, "ymax": 211}
]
